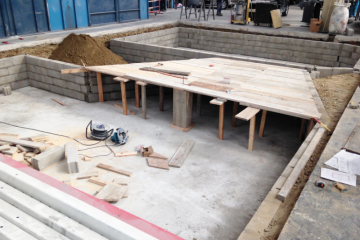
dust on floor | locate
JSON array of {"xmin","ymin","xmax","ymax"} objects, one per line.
[
  {"xmin": 0, "ymin": 25, "xmax": 174, "ymax": 60},
  {"xmin": 262, "ymin": 73, "xmax": 360, "ymax": 240}
]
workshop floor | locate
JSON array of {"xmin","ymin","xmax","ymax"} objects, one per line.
[{"xmin": 0, "ymin": 86, "xmax": 301, "ymax": 240}]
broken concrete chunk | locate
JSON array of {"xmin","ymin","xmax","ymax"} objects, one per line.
[
  {"xmin": 32, "ymin": 146, "xmax": 65, "ymax": 171},
  {"xmin": 65, "ymin": 142, "xmax": 79, "ymax": 174}
]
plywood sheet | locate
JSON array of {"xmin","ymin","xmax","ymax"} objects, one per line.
[
  {"xmin": 85, "ymin": 58, "xmax": 321, "ymax": 119},
  {"xmin": 147, "ymin": 157, "xmax": 169, "ymax": 170}
]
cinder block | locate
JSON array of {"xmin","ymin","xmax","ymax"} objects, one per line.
[
  {"xmin": 340, "ymin": 51, "xmax": 352, "ymax": 58},
  {"xmin": 332, "ymin": 67, "xmax": 354, "ymax": 76},
  {"xmin": 0, "ymin": 68, "xmax": 9, "ymax": 77},
  {"xmin": 29, "ymin": 80, "xmax": 38, "ymax": 88},
  {"xmin": 48, "ymin": 69, "xmax": 61, "ymax": 79},
  {"xmin": 0, "ymin": 59, "xmax": 13, "ymax": 68},
  {"xmin": 11, "ymin": 55, "xmax": 26, "ymax": 65},
  {"xmin": 37, "ymin": 82, "xmax": 51, "ymax": 91},
  {"xmin": 25, "ymin": 56, "xmax": 41, "ymax": 66},
  {"xmin": 50, "ymin": 85, "xmax": 64, "ymax": 95},
  {"xmin": 321, "ymin": 55, "xmax": 338, "ymax": 62},
  {"xmin": 80, "ymin": 85, "xmax": 90, "ymax": 93},
  {"xmin": 132, "ymin": 42, "xmax": 145, "ymax": 51},
  {"xmin": 66, "ymin": 82, "xmax": 81, "ymax": 92},
  {"xmin": 310, "ymin": 71, "xmax": 320, "ymax": 78},
  {"xmin": 183, "ymin": 50, "xmax": 199, "ymax": 59},
  {"xmin": 323, "ymin": 42, "xmax": 341, "ymax": 50},
  {"xmin": 37, "ymin": 66, "xmax": 48, "ymax": 76},
  {"xmin": 74, "ymin": 76, "xmax": 87, "ymax": 85},
  {"xmin": 316, "ymin": 67, "xmax": 333, "ymax": 77},
  {"xmin": 342, "ymin": 44, "xmax": 356, "ymax": 52},
  {"xmin": 15, "ymin": 72, "xmax": 28, "ymax": 81},
  {"xmin": 64, "ymin": 89, "xmax": 85, "ymax": 101},
  {"xmin": 32, "ymin": 146, "xmax": 65, "ymax": 171},
  {"xmin": 53, "ymin": 78, "xmax": 67, "ymax": 88},
  {"xmin": 144, "ymin": 45, "xmax": 159, "ymax": 53},
  {"xmin": 10, "ymin": 80, "xmax": 29, "ymax": 90},
  {"xmin": 0, "ymin": 75, "xmax": 15, "ymax": 85},
  {"xmin": 8, "ymin": 64, "xmax": 27, "ymax": 74},
  {"xmin": 65, "ymin": 142, "xmax": 79, "ymax": 174}
]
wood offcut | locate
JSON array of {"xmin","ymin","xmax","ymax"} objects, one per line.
[
  {"xmin": 168, "ymin": 140, "xmax": 195, "ymax": 168},
  {"xmin": 96, "ymin": 163, "xmax": 132, "ymax": 177}
]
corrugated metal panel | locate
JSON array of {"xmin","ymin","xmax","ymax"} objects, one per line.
[
  {"xmin": 47, "ymin": 0, "xmax": 64, "ymax": 31},
  {"xmin": 61, "ymin": 0, "xmax": 76, "ymax": 29},
  {"xmin": 74, "ymin": 0, "xmax": 88, "ymax": 28}
]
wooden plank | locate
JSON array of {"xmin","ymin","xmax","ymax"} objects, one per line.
[
  {"xmin": 61, "ymin": 68, "xmax": 90, "ymax": 74},
  {"xmin": 249, "ymin": 116, "xmax": 256, "ymax": 151},
  {"xmin": 147, "ymin": 157, "xmax": 169, "ymax": 170},
  {"xmin": 88, "ymin": 177, "xmax": 117, "ymax": 186},
  {"xmin": 343, "ymin": 120, "xmax": 360, "ymax": 154},
  {"xmin": 210, "ymin": 98, "xmax": 226, "ymax": 106},
  {"xmin": 189, "ymin": 81, "xmax": 230, "ymax": 92},
  {"xmin": 168, "ymin": 140, "xmax": 195, "ymax": 168},
  {"xmin": 52, "ymin": 98, "xmax": 65, "ymax": 106},
  {"xmin": 197, "ymin": 94, "xmax": 201, "ymax": 116},
  {"xmin": 113, "ymin": 76, "xmax": 129, "ymax": 82},
  {"xmin": 173, "ymin": 90, "xmax": 193, "ymax": 128},
  {"xmin": 77, "ymin": 169, "xmax": 99, "ymax": 179},
  {"xmin": 299, "ymin": 118, "xmax": 306, "ymax": 140},
  {"xmin": 95, "ymin": 185, "xmax": 127, "ymax": 202},
  {"xmin": 120, "ymin": 81, "xmax": 128, "ymax": 115},
  {"xmin": 259, "ymin": 110, "xmax": 267, "ymax": 138},
  {"xmin": 0, "ymin": 138, "xmax": 48, "ymax": 150},
  {"xmin": 97, "ymin": 72, "xmax": 104, "ymax": 102},
  {"xmin": 219, "ymin": 103, "xmax": 225, "ymax": 140},
  {"xmin": 236, "ymin": 107, "xmax": 260, "ymax": 121},
  {"xmin": 0, "ymin": 133, "xmax": 19, "ymax": 139},
  {"xmin": 232, "ymin": 102, "xmax": 238, "ymax": 128},
  {"xmin": 277, "ymin": 127, "xmax": 325, "ymax": 201},
  {"xmin": 113, "ymin": 178, "xmax": 130, "ymax": 185},
  {"xmin": 159, "ymin": 86, "xmax": 164, "ymax": 111},
  {"xmin": 141, "ymin": 85, "xmax": 146, "ymax": 119},
  {"xmin": 271, "ymin": 9, "xmax": 283, "ymax": 29},
  {"xmin": 115, "ymin": 151, "xmax": 138, "ymax": 157},
  {"xmin": 96, "ymin": 163, "xmax": 132, "ymax": 177},
  {"xmin": 139, "ymin": 67, "xmax": 191, "ymax": 76},
  {"xmin": 135, "ymin": 83, "xmax": 140, "ymax": 108},
  {"xmin": 307, "ymin": 118, "xmax": 314, "ymax": 136},
  {"xmin": 0, "ymin": 145, "xmax": 10, "ymax": 151},
  {"xmin": 149, "ymin": 152, "xmax": 167, "ymax": 159}
]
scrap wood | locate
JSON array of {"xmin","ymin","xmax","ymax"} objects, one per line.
[
  {"xmin": 0, "ymin": 133, "xmax": 19, "ymax": 139},
  {"xmin": 168, "ymin": 140, "xmax": 195, "ymax": 168},
  {"xmin": 0, "ymin": 137, "xmax": 49, "ymax": 150},
  {"xmin": 2, "ymin": 147, "xmax": 17, "ymax": 156},
  {"xmin": 147, "ymin": 157, "xmax": 169, "ymax": 170},
  {"xmin": 149, "ymin": 152, "xmax": 167, "ymax": 159},
  {"xmin": 115, "ymin": 151, "xmax": 138, "ymax": 157},
  {"xmin": 16, "ymin": 145, "xmax": 32, "ymax": 152},
  {"xmin": 88, "ymin": 177, "xmax": 117, "ymax": 186},
  {"xmin": 29, "ymin": 135, "xmax": 50, "ymax": 142},
  {"xmin": 189, "ymin": 81, "xmax": 231, "ymax": 92},
  {"xmin": 141, "ymin": 146, "xmax": 154, "ymax": 157},
  {"xmin": 0, "ymin": 145, "xmax": 10, "ymax": 151},
  {"xmin": 95, "ymin": 184, "xmax": 128, "ymax": 202},
  {"xmin": 114, "ymin": 104, "xmax": 136, "ymax": 115},
  {"xmin": 113, "ymin": 178, "xmax": 130, "ymax": 185},
  {"xmin": 96, "ymin": 163, "xmax": 132, "ymax": 177},
  {"xmin": 52, "ymin": 98, "xmax": 65, "ymax": 106}
]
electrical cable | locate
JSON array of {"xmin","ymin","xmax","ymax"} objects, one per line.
[{"xmin": 0, "ymin": 120, "xmax": 118, "ymax": 158}]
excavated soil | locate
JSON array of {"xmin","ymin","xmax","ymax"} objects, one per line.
[
  {"xmin": 0, "ymin": 25, "xmax": 174, "ymax": 60},
  {"xmin": 262, "ymin": 73, "xmax": 360, "ymax": 240},
  {"xmin": 49, "ymin": 33, "xmax": 127, "ymax": 66}
]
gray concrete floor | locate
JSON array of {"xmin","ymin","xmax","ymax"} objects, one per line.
[
  {"xmin": 3, "ymin": 5, "xmax": 359, "ymax": 48},
  {"xmin": 0, "ymin": 87, "xmax": 302, "ymax": 240}
]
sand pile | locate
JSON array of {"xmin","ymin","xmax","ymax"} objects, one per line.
[{"xmin": 49, "ymin": 33, "xmax": 127, "ymax": 66}]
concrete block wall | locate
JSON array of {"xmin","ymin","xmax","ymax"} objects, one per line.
[
  {"xmin": 0, "ymin": 55, "xmax": 28, "ymax": 91},
  {"xmin": 177, "ymin": 28, "xmax": 359, "ymax": 68},
  {"xmin": 115, "ymin": 28, "xmax": 179, "ymax": 47}
]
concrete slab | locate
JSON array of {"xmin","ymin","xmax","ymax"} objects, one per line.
[
  {"xmin": 0, "ymin": 86, "xmax": 302, "ymax": 240},
  {"xmin": 279, "ymin": 87, "xmax": 360, "ymax": 240}
]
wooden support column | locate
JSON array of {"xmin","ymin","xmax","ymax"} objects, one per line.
[
  {"xmin": 236, "ymin": 107, "xmax": 260, "ymax": 151},
  {"xmin": 249, "ymin": 115, "xmax": 256, "ymax": 151},
  {"xmin": 299, "ymin": 118, "xmax": 306, "ymax": 140},
  {"xmin": 232, "ymin": 102, "xmax": 238, "ymax": 127},
  {"xmin": 159, "ymin": 86, "xmax": 164, "ymax": 111},
  {"xmin": 137, "ymin": 81, "xmax": 147, "ymax": 119},
  {"xmin": 135, "ymin": 83, "xmax": 140, "ymax": 108},
  {"xmin": 307, "ymin": 118, "xmax": 314, "ymax": 136},
  {"xmin": 197, "ymin": 94, "xmax": 201, "ymax": 116},
  {"xmin": 114, "ymin": 77, "xmax": 130, "ymax": 116},
  {"xmin": 210, "ymin": 98, "xmax": 226, "ymax": 140},
  {"xmin": 171, "ymin": 89, "xmax": 194, "ymax": 132},
  {"xmin": 96, "ymin": 72, "xmax": 104, "ymax": 102},
  {"xmin": 259, "ymin": 110, "xmax": 267, "ymax": 137}
]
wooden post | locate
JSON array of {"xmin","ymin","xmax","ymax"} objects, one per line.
[
  {"xmin": 232, "ymin": 102, "xmax": 238, "ymax": 127},
  {"xmin": 219, "ymin": 103, "xmax": 225, "ymax": 140},
  {"xmin": 159, "ymin": 86, "xmax": 164, "ymax": 111},
  {"xmin": 120, "ymin": 82, "xmax": 128, "ymax": 115},
  {"xmin": 249, "ymin": 115, "xmax": 256, "ymax": 151},
  {"xmin": 197, "ymin": 94, "xmax": 201, "ymax": 116},
  {"xmin": 141, "ymin": 85, "xmax": 146, "ymax": 119},
  {"xmin": 172, "ymin": 89, "xmax": 194, "ymax": 130},
  {"xmin": 299, "ymin": 118, "xmax": 306, "ymax": 140},
  {"xmin": 135, "ymin": 83, "xmax": 140, "ymax": 108},
  {"xmin": 307, "ymin": 118, "xmax": 314, "ymax": 136},
  {"xmin": 96, "ymin": 72, "xmax": 104, "ymax": 102},
  {"xmin": 259, "ymin": 110, "xmax": 267, "ymax": 137}
]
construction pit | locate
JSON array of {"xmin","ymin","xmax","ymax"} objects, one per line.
[{"xmin": 0, "ymin": 23, "xmax": 360, "ymax": 240}]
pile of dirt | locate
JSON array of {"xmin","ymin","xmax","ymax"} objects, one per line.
[
  {"xmin": 262, "ymin": 73, "xmax": 360, "ymax": 240},
  {"xmin": 49, "ymin": 33, "xmax": 127, "ymax": 66}
]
